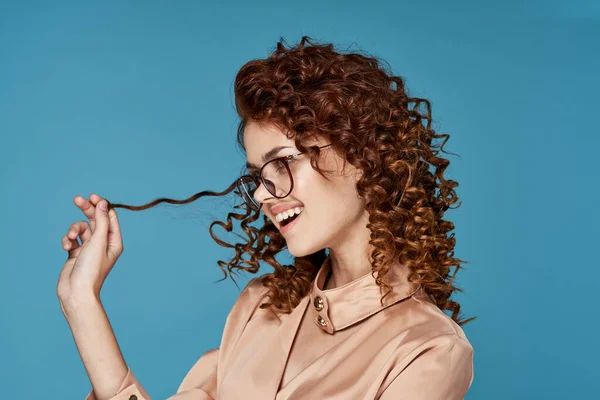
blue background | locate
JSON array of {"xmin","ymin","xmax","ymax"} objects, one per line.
[{"xmin": 1, "ymin": 1, "xmax": 598, "ymax": 398}]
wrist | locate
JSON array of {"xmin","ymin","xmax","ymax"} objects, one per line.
[{"xmin": 60, "ymin": 291, "xmax": 103, "ymax": 322}]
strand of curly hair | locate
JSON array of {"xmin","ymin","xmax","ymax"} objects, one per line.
[{"xmin": 105, "ymin": 36, "xmax": 475, "ymax": 326}]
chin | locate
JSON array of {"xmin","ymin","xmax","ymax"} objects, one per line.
[
  {"xmin": 285, "ymin": 241, "xmax": 323, "ymax": 259},
  {"xmin": 286, "ymin": 246, "xmax": 312, "ymax": 259}
]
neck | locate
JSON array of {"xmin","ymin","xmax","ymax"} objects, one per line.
[
  {"xmin": 326, "ymin": 249, "xmax": 373, "ymax": 289},
  {"xmin": 325, "ymin": 212, "xmax": 374, "ymax": 289}
]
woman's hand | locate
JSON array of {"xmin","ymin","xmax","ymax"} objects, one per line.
[
  {"xmin": 57, "ymin": 193, "xmax": 124, "ymax": 314},
  {"xmin": 56, "ymin": 194, "xmax": 131, "ymax": 399}
]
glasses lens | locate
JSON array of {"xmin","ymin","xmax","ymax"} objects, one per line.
[
  {"xmin": 237, "ymin": 176, "xmax": 260, "ymax": 210},
  {"xmin": 262, "ymin": 159, "xmax": 292, "ymax": 198}
]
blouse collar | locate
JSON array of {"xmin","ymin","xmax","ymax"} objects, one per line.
[{"xmin": 309, "ymin": 255, "xmax": 420, "ymax": 334}]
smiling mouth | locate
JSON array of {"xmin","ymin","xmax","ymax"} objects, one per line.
[{"xmin": 280, "ymin": 212, "xmax": 300, "ymax": 227}]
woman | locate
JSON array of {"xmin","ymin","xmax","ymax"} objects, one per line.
[{"xmin": 58, "ymin": 36, "xmax": 475, "ymax": 400}]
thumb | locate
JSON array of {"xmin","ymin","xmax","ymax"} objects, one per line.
[{"xmin": 91, "ymin": 200, "xmax": 110, "ymax": 247}]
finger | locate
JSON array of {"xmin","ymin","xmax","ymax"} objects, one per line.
[
  {"xmin": 62, "ymin": 234, "xmax": 80, "ymax": 252},
  {"xmin": 74, "ymin": 195, "xmax": 97, "ymax": 232},
  {"xmin": 89, "ymin": 193, "xmax": 108, "ymax": 225},
  {"xmin": 89, "ymin": 193, "xmax": 106, "ymax": 207},
  {"xmin": 67, "ymin": 221, "xmax": 92, "ymax": 243},
  {"xmin": 63, "ymin": 236, "xmax": 85, "ymax": 260},
  {"xmin": 63, "ymin": 221, "xmax": 91, "ymax": 257},
  {"xmin": 62, "ymin": 230, "xmax": 88, "ymax": 260},
  {"xmin": 106, "ymin": 208, "xmax": 123, "ymax": 259},
  {"xmin": 90, "ymin": 199, "xmax": 110, "ymax": 248}
]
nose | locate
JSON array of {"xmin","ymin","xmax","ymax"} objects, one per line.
[{"xmin": 253, "ymin": 180, "xmax": 274, "ymax": 208}]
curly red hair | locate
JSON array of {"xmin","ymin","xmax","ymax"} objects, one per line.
[{"xmin": 107, "ymin": 36, "xmax": 474, "ymax": 325}]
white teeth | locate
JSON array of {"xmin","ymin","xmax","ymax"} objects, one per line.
[{"xmin": 275, "ymin": 207, "xmax": 304, "ymax": 222}]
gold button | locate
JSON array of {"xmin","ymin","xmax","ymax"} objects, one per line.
[
  {"xmin": 313, "ymin": 296, "xmax": 324, "ymax": 311},
  {"xmin": 316, "ymin": 315, "xmax": 327, "ymax": 327},
  {"xmin": 129, "ymin": 395, "xmax": 138, "ymax": 400}
]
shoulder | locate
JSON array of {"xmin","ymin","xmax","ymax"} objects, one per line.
[
  {"xmin": 377, "ymin": 330, "xmax": 474, "ymax": 399},
  {"xmin": 397, "ymin": 288, "xmax": 471, "ymax": 342},
  {"xmin": 221, "ymin": 276, "xmax": 270, "ymax": 332},
  {"xmin": 376, "ymin": 293, "xmax": 475, "ymax": 397},
  {"xmin": 381, "ymin": 289, "xmax": 474, "ymax": 362},
  {"xmin": 216, "ymin": 275, "xmax": 271, "ymax": 364},
  {"xmin": 230, "ymin": 275, "xmax": 271, "ymax": 315},
  {"xmin": 241, "ymin": 275, "xmax": 270, "ymax": 300}
]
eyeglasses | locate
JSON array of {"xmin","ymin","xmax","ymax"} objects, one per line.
[{"xmin": 237, "ymin": 144, "xmax": 333, "ymax": 211}]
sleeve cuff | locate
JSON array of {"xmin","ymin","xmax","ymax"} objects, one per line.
[{"xmin": 85, "ymin": 367, "xmax": 151, "ymax": 400}]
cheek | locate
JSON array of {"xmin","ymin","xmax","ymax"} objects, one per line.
[
  {"xmin": 299, "ymin": 178, "xmax": 359, "ymax": 222},
  {"xmin": 293, "ymin": 159, "xmax": 360, "ymax": 203},
  {"xmin": 290, "ymin": 166, "xmax": 332, "ymax": 204},
  {"xmin": 289, "ymin": 158, "xmax": 363, "ymax": 220}
]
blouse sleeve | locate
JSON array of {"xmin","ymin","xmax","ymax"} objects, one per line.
[
  {"xmin": 165, "ymin": 276, "xmax": 264, "ymax": 399},
  {"xmin": 84, "ymin": 367, "xmax": 151, "ymax": 400},
  {"xmin": 379, "ymin": 334, "xmax": 474, "ymax": 400},
  {"xmin": 82, "ymin": 277, "xmax": 264, "ymax": 400},
  {"xmin": 84, "ymin": 348, "xmax": 218, "ymax": 400}
]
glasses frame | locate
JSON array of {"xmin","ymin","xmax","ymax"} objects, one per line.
[{"xmin": 237, "ymin": 144, "xmax": 333, "ymax": 211}]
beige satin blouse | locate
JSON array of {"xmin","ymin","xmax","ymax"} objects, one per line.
[{"xmin": 86, "ymin": 256, "xmax": 474, "ymax": 399}]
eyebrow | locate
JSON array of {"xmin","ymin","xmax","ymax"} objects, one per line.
[{"xmin": 245, "ymin": 146, "xmax": 293, "ymax": 171}]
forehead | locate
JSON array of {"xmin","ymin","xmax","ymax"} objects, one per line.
[
  {"xmin": 243, "ymin": 122, "xmax": 296, "ymax": 161},
  {"xmin": 244, "ymin": 122, "xmax": 294, "ymax": 149}
]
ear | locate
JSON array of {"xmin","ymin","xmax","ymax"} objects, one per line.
[
  {"xmin": 346, "ymin": 162, "xmax": 364, "ymax": 181},
  {"xmin": 337, "ymin": 158, "xmax": 363, "ymax": 181}
]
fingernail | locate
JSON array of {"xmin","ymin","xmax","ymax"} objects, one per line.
[{"xmin": 99, "ymin": 201, "xmax": 107, "ymax": 211}]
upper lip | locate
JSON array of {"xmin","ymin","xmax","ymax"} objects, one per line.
[{"xmin": 270, "ymin": 203, "xmax": 304, "ymax": 216}]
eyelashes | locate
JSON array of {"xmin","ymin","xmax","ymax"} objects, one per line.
[{"xmin": 244, "ymin": 152, "xmax": 301, "ymax": 177}]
